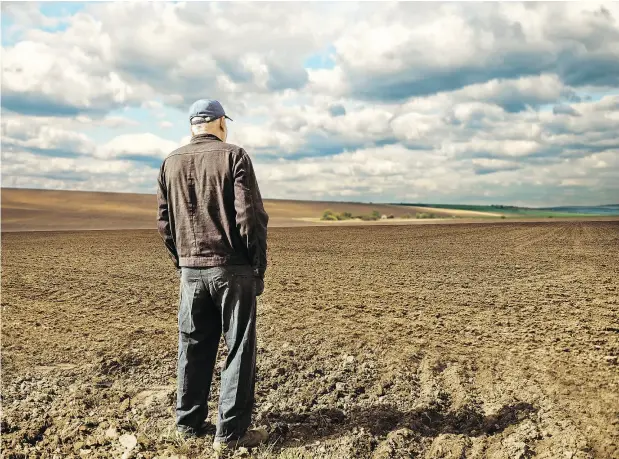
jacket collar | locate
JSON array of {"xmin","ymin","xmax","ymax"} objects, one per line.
[{"xmin": 190, "ymin": 133, "xmax": 222, "ymax": 144}]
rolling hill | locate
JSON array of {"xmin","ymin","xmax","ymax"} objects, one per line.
[{"xmin": 1, "ymin": 188, "xmax": 502, "ymax": 232}]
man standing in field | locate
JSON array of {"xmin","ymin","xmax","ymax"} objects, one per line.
[{"xmin": 156, "ymin": 99, "xmax": 269, "ymax": 451}]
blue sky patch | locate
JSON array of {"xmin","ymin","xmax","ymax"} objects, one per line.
[{"xmin": 304, "ymin": 45, "xmax": 336, "ymax": 70}]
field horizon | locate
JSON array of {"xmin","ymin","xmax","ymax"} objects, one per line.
[{"xmin": 3, "ymin": 187, "xmax": 618, "ymax": 232}]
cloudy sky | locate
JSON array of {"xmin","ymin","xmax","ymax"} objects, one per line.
[{"xmin": 2, "ymin": 1, "xmax": 618, "ymax": 206}]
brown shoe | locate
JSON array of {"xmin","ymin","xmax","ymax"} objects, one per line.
[
  {"xmin": 175, "ymin": 420, "xmax": 215, "ymax": 438},
  {"xmin": 212, "ymin": 427, "xmax": 268, "ymax": 451}
]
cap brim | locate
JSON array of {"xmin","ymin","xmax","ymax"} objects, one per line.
[{"xmin": 225, "ymin": 115, "xmax": 233, "ymax": 121}]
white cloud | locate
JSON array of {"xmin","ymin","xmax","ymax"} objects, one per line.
[
  {"xmin": 1, "ymin": 114, "xmax": 95, "ymax": 156},
  {"xmin": 320, "ymin": 3, "xmax": 619, "ymax": 100},
  {"xmin": 231, "ymin": 126, "xmax": 302, "ymax": 154},
  {"xmin": 96, "ymin": 133, "xmax": 180, "ymax": 160},
  {"xmin": 1, "ymin": 2, "xmax": 63, "ymax": 30},
  {"xmin": 1, "ymin": 148, "xmax": 160, "ymax": 194},
  {"xmin": 2, "ymin": 39, "xmax": 152, "ymax": 115},
  {"xmin": 450, "ymin": 74, "xmax": 568, "ymax": 111},
  {"xmin": 18, "ymin": 1, "xmax": 355, "ymax": 114},
  {"xmin": 447, "ymin": 139, "xmax": 542, "ymax": 158}
]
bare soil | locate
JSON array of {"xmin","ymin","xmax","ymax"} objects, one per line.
[{"xmin": 1, "ymin": 221, "xmax": 618, "ymax": 458}]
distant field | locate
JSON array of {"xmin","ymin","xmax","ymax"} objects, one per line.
[
  {"xmin": 1, "ymin": 188, "xmax": 503, "ymax": 232},
  {"xmin": 2, "ymin": 188, "xmax": 617, "ymax": 232},
  {"xmin": 397, "ymin": 203, "xmax": 619, "ymax": 217},
  {"xmin": 539, "ymin": 205, "xmax": 619, "ymax": 215}
]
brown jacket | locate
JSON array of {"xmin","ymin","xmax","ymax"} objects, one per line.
[{"xmin": 156, "ymin": 133, "xmax": 269, "ymax": 278}]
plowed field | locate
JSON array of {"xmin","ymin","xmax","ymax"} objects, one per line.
[{"xmin": 2, "ymin": 221, "xmax": 618, "ymax": 458}]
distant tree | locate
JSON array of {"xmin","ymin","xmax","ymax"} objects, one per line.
[
  {"xmin": 322, "ymin": 209, "xmax": 335, "ymax": 220},
  {"xmin": 371, "ymin": 210, "xmax": 381, "ymax": 219}
]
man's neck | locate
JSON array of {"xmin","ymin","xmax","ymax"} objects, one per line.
[{"xmin": 191, "ymin": 132, "xmax": 222, "ymax": 141}]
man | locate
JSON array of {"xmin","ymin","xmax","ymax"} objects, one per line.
[{"xmin": 156, "ymin": 99, "xmax": 269, "ymax": 451}]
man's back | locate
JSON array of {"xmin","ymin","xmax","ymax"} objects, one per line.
[
  {"xmin": 157, "ymin": 133, "xmax": 269, "ymax": 278},
  {"xmin": 157, "ymin": 99, "xmax": 269, "ymax": 449}
]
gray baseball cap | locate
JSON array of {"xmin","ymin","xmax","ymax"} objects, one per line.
[{"xmin": 188, "ymin": 99, "xmax": 233, "ymax": 124}]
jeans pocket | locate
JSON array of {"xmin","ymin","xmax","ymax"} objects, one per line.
[{"xmin": 178, "ymin": 278, "xmax": 199, "ymax": 334}]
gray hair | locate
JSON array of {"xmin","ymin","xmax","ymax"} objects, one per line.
[
  {"xmin": 190, "ymin": 122, "xmax": 211, "ymax": 136},
  {"xmin": 190, "ymin": 116, "xmax": 221, "ymax": 135}
]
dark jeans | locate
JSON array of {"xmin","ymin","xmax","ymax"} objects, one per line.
[{"xmin": 176, "ymin": 265, "xmax": 257, "ymax": 441}]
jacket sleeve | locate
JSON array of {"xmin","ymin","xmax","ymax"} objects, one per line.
[
  {"xmin": 156, "ymin": 162, "xmax": 179, "ymax": 269},
  {"xmin": 233, "ymin": 150, "xmax": 269, "ymax": 278}
]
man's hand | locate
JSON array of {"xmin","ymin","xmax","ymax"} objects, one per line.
[{"xmin": 254, "ymin": 277, "xmax": 264, "ymax": 296}]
